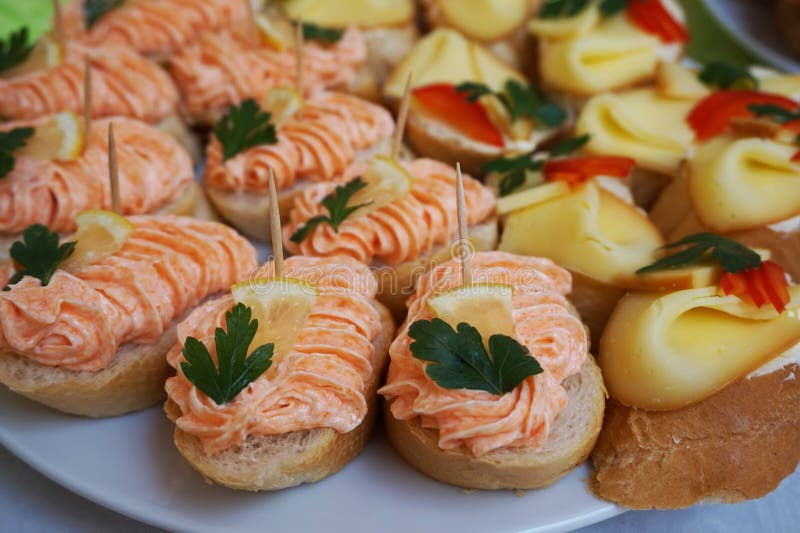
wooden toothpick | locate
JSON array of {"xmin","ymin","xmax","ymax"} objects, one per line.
[
  {"xmin": 391, "ymin": 72, "xmax": 413, "ymax": 160},
  {"xmin": 107, "ymin": 123, "xmax": 121, "ymax": 214},
  {"xmin": 83, "ymin": 58, "xmax": 92, "ymax": 147},
  {"xmin": 456, "ymin": 162, "xmax": 471, "ymax": 286},
  {"xmin": 52, "ymin": 0, "xmax": 64, "ymax": 48},
  {"xmin": 243, "ymin": 0, "xmax": 259, "ymax": 45},
  {"xmin": 295, "ymin": 18, "xmax": 304, "ymax": 95},
  {"xmin": 268, "ymin": 168, "xmax": 284, "ymax": 276}
]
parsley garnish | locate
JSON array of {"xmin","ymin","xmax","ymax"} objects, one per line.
[
  {"xmin": 6, "ymin": 224, "xmax": 76, "ymax": 287},
  {"xmin": 538, "ymin": 0, "xmax": 591, "ymax": 18},
  {"xmin": 0, "ymin": 27, "xmax": 33, "ymax": 74},
  {"xmin": 300, "ymin": 22, "xmax": 344, "ymax": 44},
  {"xmin": 289, "ymin": 177, "xmax": 372, "ymax": 243},
  {"xmin": 84, "ymin": 0, "xmax": 125, "ymax": 29},
  {"xmin": 481, "ymin": 135, "xmax": 590, "ymax": 196},
  {"xmin": 408, "ymin": 318, "xmax": 543, "ymax": 395},
  {"xmin": 0, "ymin": 126, "xmax": 34, "ymax": 178},
  {"xmin": 599, "ymin": 0, "xmax": 629, "ymax": 16},
  {"xmin": 455, "ymin": 80, "xmax": 566, "ymax": 127},
  {"xmin": 214, "ymin": 99, "xmax": 278, "ymax": 161},
  {"xmin": 698, "ymin": 61, "xmax": 759, "ymax": 90},
  {"xmin": 180, "ymin": 303, "xmax": 274, "ymax": 405},
  {"xmin": 636, "ymin": 233, "xmax": 762, "ymax": 275},
  {"xmin": 748, "ymin": 103, "xmax": 800, "ymax": 125}
]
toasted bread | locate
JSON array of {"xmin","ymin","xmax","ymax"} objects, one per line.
[
  {"xmin": 165, "ymin": 301, "xmax": 395, "ymax": 491},
  {"xmin": 383, "ymin": 356, "xmax": 606, "ymax": 490},
  {"xmin": 591, "ymin": 362, "xmax": 800, "ymax": 509}
]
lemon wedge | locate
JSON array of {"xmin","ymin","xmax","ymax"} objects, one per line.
[
  {"xmin": 231, "ymin": 277, "xmax": 318, "ymax": 357},
  {"xmin": 2, "ymin": 35, "xmax": 63, "ymax": 78},
  {"xmin": 262, "ymin": 87, "xmax": 303, "ymax": 128},
  {"xmin": 61, "ymin": 210, "xmax": 134, "ymax": 272},
  {"xmin": 347, "ymin": 155, "xmax": 413, "ymax": 216},
  {"xmin": 496, "ymin": 181, "xmax": 571, "ymax": 215},
  {"xmin": 16, "ymin": 111, "xmax": 85, "ymax": 162},
  {"xmin": 428, "ymin": 283, "xmax": 515, "ymax": 344},
  {"xmin": 254, "ymin": 14, "xmax": 295, "ymax": 51}
]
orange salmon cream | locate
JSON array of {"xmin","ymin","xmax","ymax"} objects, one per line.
[
  {"xmin": 60, "ymin": 0, "xmax": 250, "ymax": 58},
  {"xmin": 0, "ymin": 117, "xmax": 193, "ymax": 234},
  {"xmin": 204, "ymin": 92, "xmax": 394, "ymax": 192},
  {"xmin": 284, "ymin": 159, "xmax": 496, "ymax": 266},
  {"xmin": 379, "ymin": 252, "xmax": 588, "ymax": 457},
  {"xmin": 0, "ymin": 41, "xmax": 178, "ymax": 123},
  {"xmin": 165, "ymin": 255, "xmax": 384, "ymax": 455},
  {"xmin": 0, "ymin": 216, "xmax": 256, "ymax": 372},
  {"xmin": 169, "ymin": 27, "xmax": 367, "ymax": 122}
]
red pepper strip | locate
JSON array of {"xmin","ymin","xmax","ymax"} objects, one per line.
[
  {"xmin": 627, "ymin": 0, "xmax": 690, "ymax": 44},
  {"xmin": 543, "ymin": 156, "xmax": 636, "ymax": 186},
  {"xmin": 793, "ymin": 150, "xmax": 800, "ymax": 162},
  {"xmin": 687, "ymin": 91, "xmax": 800, "ymax": 142},
  {"xmin": 411, "ymin": 84, "xmax": 505, "ymax": 148},
  {"xmin": 720, "ymin": 260, "xmax": 791, "ymax": 313}
]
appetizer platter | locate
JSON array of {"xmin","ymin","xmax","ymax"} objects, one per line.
[{"xmin": 1, "ymin": 0, "xmax": 799, "ymax": 531}]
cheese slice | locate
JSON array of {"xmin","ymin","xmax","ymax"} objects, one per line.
[{"xmin": 280, "ymin": 0, "xmax": 414, "ymax": 28}]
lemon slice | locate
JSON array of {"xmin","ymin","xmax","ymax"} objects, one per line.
[
  {"xmin": 16, "ymin": 111, "xmax": 85, "ymax": 162},
  {"xmin": 231, "ymin": 277, "xmax": 318, "ymax": 357},
  {"xmin": 254, "ymin": 14, "xmax": 295, "ymax": 51},
  {"xmin": 496, "ymin": 181, "xmax": 571, "ymax": 215},
  {"xmin": 427, "ymin": 283, "xmax": 515, "ymax": 345},
  {"xmin": 61, "ymin": 210, "xmax": 134, "ymax": 272},
  {"xmin": 262, "ymin": 87, "xmax": 303, "ymax": 128},
  {"xmin": 347, "ymin": 155, "xmax": 413, "ymax": 216},
  {"xmin": 2, "ymin": 35, "xmax": 63, "ymax": 78}
]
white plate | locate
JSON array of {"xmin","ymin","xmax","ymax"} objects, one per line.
[
  {"xmin": 701, "ymin": 0, "xmax": 800, "ymax": 72},
  {"xmin": 0, "ymin": 385, "xmax": 620, "ymax": 533}
]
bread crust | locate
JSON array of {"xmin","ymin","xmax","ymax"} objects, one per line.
[
  {"xmin": 383, "ymin": 357, "xmax": 606, "ymax": 490},
  {"xmin": 166, "ymin": 302, "xmax": 396, "ymax": 491},
  {"xmin": 591, "ymin": 363, "xmax": 800, "ymax": 509}
]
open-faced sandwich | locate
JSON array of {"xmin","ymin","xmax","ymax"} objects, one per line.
[
  {"xmin": 379, "ymin": 251, "xmax": 605, "ymax": 489},
  {"xmin": 0, "ymin": 212, "xmax": 256, "ymax": 417},
  {"xmin": 592, "ymin": 235, "xmax": 800, "ymax": 508}
]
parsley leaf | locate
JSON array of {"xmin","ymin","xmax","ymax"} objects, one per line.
[
  {"xmin": 0, "ymin": 27, "xmax": 33, "ymax": 74},
  {"xmin": 455, "ymin": 80, "xmax": 566, "ymax": 127},
  {"xmin": 300, "ymin": 22, "xmax": 344, "ymax": 44},
  {"xmin": 289, "ymin": 177, "xmax": 372, "ymax": 243},
  {"xmin": 7, "ymin": 224, "xmax": 76, "ymax": 287},
  {"xmin": 408, "ymin": 318, "xmax": 543, "ymax": 395},
  {"xmin": 0, "ymin": 126, "xmax": 34, "ymax": 178},
  {"xmin": 538, "ymin": 0, "xmax": 592, "ymax": 18},
  {"xmin": 549, "ymin": 133, "xmax": 591, "ymax": 157},
  {"xmin": 214, "ymin": 99, "xmax": 278, "ymax": 161},
  {"xmin": 748, "ymin": 103, "xmax": 800, "ymax": 125},
  {"xmin": 455, "ymin": 81, "xmax": 494, "ymax": 102},
  {"xmin": 636, "ymin": 233, "xmax": 762, "ymax": 275},
  {"xmin": 599, "ymin": 0, "xmax": 629, "ymax": 16},
  {"xmin": 698, "ymin": 61, "xmax": 759, "ymax": 90},
  {"xmin": 180, "ymin": 303, "xmax": 274, "ymax": 405},
  {"xmin": 84, "ymin": 0, "xmax": 125, "ymax": 29}
]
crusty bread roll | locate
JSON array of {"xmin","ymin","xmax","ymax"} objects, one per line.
[
  {"xmin": 384, "ymin": 356, "xmax": 605, "ymax": 490},
  {"xmin": 165, "ymin": 301, "xmax": 395, "ymax": 491},
  {"xmin": 591, "ymin": 362, "xmax": 800, "ymax": 509}
]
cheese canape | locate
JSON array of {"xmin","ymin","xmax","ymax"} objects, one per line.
[
  {"xmin": 202, "ymin": 89, "xmax": 394, "ymax": 242},
  {"xmin": 0, "ymin": 115, "xmax": 213, "ymax": 260},
  {"xmin": 384, "ymin": 28, "xmax": 567, "ymax": 175},
  {"xmin": 60, "ymin": 0, "xmax": 251, "ymax": 62},
  {"xmin": 0, "ymin": 212, "xmax": 256, "ymax": 417},
  {"xmin": 379, "ymin": 251, "xmax": 605, "ymax": 489},
  {"xmin": 591, "ymin": 235, "xmax": 800, "ymax": 508}
]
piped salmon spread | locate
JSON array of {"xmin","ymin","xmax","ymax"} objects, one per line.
[
  {"xmin": 165, "ymin": 256, "xmax": 384, "ymax": 455},
  {"xmin": 0, "ymin": 117, "xmax": 193, "ymax": 234},
  {"xmin": 61, "ymin": 0, "xmax": 250, "ymax": 58},
  {"xmin": 0, "ymin": 216, "xmax": 256, "ymax": 372},
  {"xmin": 204, "ymin": 92, "xmax": 394, "ymax": 193},
  {"xmin": 169, "ymin": 27, "xmax": 367, "ymax": 122},
  {"xmin": 379, "ymin": 252, "xmax": 588, "ymax": 456},
  {"xmin": 284, "ymin": 159, "xmax": 496, "ymax": 266},
  {"xmin": 0, "ymin": 42, "xmax": 178, "ymax": 123}
]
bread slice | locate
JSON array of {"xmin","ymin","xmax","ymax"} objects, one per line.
[
  {"xmin": 0, "ymin": 309, "xmax": 186, "ymax": 417},
  {"xmin": 165, "ymin": 301, "xmax": 396, "ymax": 491},
  {"xmin": 591, "ymin": 362, "xmax": 800, "ymax": 509},
  {"xmin": 383, "ymin": 356, "xmax": 606, "ymax": 490}
]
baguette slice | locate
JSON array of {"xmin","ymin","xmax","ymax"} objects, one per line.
[
  {"xmin": 165, "ymin": 301, "xmax": 395, "ymax": 491},
  {"xmin": 384, "ymin": 356, "xmax": 605, "ymax": 490},
  {"xmin": 591, "ymin": 362, "xmax": 800, "ymax": 509}
]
